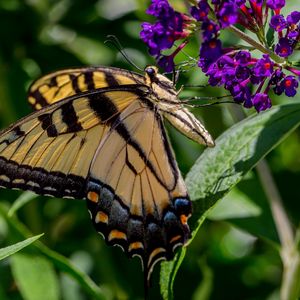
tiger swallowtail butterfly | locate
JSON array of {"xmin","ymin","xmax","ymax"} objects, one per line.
[{"xmin": 0, "ymin": 65, "xmax": 214, "ymax": 282}]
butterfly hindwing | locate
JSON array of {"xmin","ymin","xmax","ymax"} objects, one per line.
[{"xmin": 85, "ymin": 97, "xmax": 191, "ymax": 279}]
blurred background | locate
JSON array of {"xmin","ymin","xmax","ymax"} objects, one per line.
[{"xmin": 0, "ymin": 0, "xmax": 299, "ymax": 299}]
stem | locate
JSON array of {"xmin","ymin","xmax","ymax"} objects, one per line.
[
  {"xmin": 281, "ymin": 225, "xmax": 300, "ymax": 300},
  {"xmin": 256, "ymin": 161, "xmax": 294, "ymax": 249},
  {"xmin": 256, "ymin": 160, "xmax": 300, "ymax": 300},
  {"xmin": 228, "ymin": 26, "xmax": 285, "ymax": 64}
]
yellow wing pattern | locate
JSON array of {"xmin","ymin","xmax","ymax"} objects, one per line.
[
  {"xmin": 28, "ymin": 67, "xmax": 144, "ymax": 110},
  {"xmin": 0, "ymin": 86, "xmax": 141, "ymax": 198},
  {"xmin": 0, "ymin": 69, "xmax": 195, "ymax": 281}
]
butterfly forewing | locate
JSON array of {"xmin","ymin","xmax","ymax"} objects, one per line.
[
  {"xmin": 0, "ymin": 86, "xmax": 140, "ymax": 198},
  {"xmin": 28, "ymin": 67, "xmax": 144, "ymax": 110}
]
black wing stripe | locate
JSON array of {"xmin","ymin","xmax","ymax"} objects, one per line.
[
  {"xmin": 49, "ymin": 76, "xmax": 58, "ymax": 87},
  {"xmin": 157, "ymin": 115, "xmax": 179, "ymax": 186},
  {"xmin": 70, "ymin": 74, "xmax": 82, "ymax": 94},
  {"xmin": 29, "ymin": 90, "xmax": 49, "ymax": 107},
  {"xmin": 84, "ymin": 71, "xmax": 95, "ymax": 90},
  {"xmin": 88, "ymin": 93, "xmax": 119, "ymax": 123},
  {"xmin": 104, "ymin": 72, "xmax": 119, "ymax": 87},
  {"xmin": 0, "ymin": 157, "xmax": 85, "ymax": 198},
  {"xmin": 38, "ymin": 114, "xmax": 58, "ymax": 137},
  {"xmin": 60, "ymin": 102, "xmax": 83, "ymax": 132},
  {"xmin": 115, "ymin": 118, "xmax": 169, "ymax": 190},
  {"xmin": 0, "ymin": 126, "xmax": 25, "ymax": 148}
]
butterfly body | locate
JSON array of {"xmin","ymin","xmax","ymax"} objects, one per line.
[{"xmin": 0, "ymin": 65, "xmax": 214, "ymax": 280}]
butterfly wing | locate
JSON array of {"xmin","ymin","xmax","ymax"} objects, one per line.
[
  {"xmin": 85, "ymin": 96, "xmax": 191, "ymax": 281},
  {"xmin": 0, "ymin": 86, "xmax": 142, "ymax": 198},
  {"xmin": 28, "ymin": 67, "xmax": 144, "ymax": 110},
  {"xmin": 1, "ymin": 84, "xmax": 191, "ymax": 280}
]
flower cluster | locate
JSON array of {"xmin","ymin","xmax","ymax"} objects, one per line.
[
  {"xmin": 140, "ymin": 0, "xmax": 300, "ymax": 112},
  {"xmin": 140, "ymin": 0, "xmax": 192, "ymax": 71},
  {"xmin": 270, "ymin": 12, "xmax": 300, "ymax": 57}
]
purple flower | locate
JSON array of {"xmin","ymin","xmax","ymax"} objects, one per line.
[
  {"xmin": 201, "ymin": 20, "xmax": 220, "ymax": 41},
  {"xmin": 217, "ymin": 2, "xmax": 239, "ymax": 28},
  {"xmin": 286, "ymin": 11, "xmax": 300, "ymax": 39},
  {"xmin": 270, "ymin": 69, "xmax": 284, "ymax": 85},
  {"xmin": 230, "ymin": 83, "xmax": 252, "ymax": 106},
  {"xmin": 235, "ymin": 65, "xmax": 251, "ymax": 81},
  {"xmin": 140, "ymin": 22, "xmax": 174, "ymax": 55},
  {"xmin": 287, "ymin": 29, "xmax": 299, "ymax": 39},
  {"xmin": 266, "ymin": 0, "xmax": 285, "ymax": 10},
  {"xmin": 157, "ymin": 55, "xmax": 175, "ymax": 72},
  {"xmin": 146, "ymin": 0, "xmax": 174, "ymax": 19},
  {"xmin": 252, "ymin": 93, "xmax": 272, "ymax": 112},
  {"xmin": 287, "ymin": 11, "xmax": 300, "ymax": 25},
  {"xmin": 275, "ymin": 75, "xmax": 299, "ymax": 97},
  {"xmin": 235, "ymin": 51, "xmax": 251, "ymax": 66},
  {"xmin": 190, "ymin": 0, "xmax": 210, "ymax": 22},
  {"xmin": 270, "ymin": 15, "xmax": 287, "ymax": 31},
  {"xmin": 140, "ymin": 0, "xmax": 186, "ymax": 57},
  {"xmin": 274, "ymin": 37, "xmax": 294, "ymax": 57},
  {"xmin": 252, "ymin": 54, "xmax": 274, "ymax": 78},
  {"xmin": 199, "ymin": 39, "xmax": 223, "ymax": 72},
  {"xmin": 205, "ymin": 55, "xmax": 235, "ymax": 87}
]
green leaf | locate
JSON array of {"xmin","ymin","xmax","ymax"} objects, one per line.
[
  {"xmin": 160, "ymin": 103, "xmax": 300, "ymax": 298},
  {"xmin": 160, "ymin": 248, "xmax": 186, "ymax": 300},
  {"xmin": 0, "ymin": 203, "xmax": 108, "ymax": 300},
  {"xmin": 0, "ymin": 234, "xmax": 43, "ymax": 261},
  {"xmin": 207, "ymin": 187, "xmax": 262, "ymax": 220},
  {"xmin": 8, "ymin": 191, "xmax": 38, "ymax": 216},
  {"xmin": 11, "ymin": 254, "xmax": 60, "ymax": 300}
]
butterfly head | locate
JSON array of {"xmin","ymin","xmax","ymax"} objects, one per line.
[{"xmin": 144, "ymin": 66, "xmax": 179, "ymax": 104}]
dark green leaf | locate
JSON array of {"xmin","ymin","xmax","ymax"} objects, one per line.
[
  {"xmin": 8, "ymin": 191, "xmax": 38, "ymax": 216},
  {"xmin": 0, "ymin": 203, "xmax": 108, "ymax": 300},
  {"xmin": 160, "ymin": 103, "xmax": 300, "ymax": 298}
]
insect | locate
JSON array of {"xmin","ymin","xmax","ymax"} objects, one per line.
[{"xmin": 0, "ymin": 65, "xmax": 214, "ymax": 282}]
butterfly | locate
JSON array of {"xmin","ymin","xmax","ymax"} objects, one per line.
[{"xmin": 0, "ymin": 65, "xmax": 214, "ymax": 282}]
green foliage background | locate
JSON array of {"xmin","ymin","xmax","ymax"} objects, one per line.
[{"xmin": 0, "ymin": 1, "xmax": 299, "ymax": 299}]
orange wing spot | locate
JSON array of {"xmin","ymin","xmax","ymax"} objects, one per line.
[
  {"xmin": 180, "ymin": 214, "xmax": 188, "ymax": 225},
  {"xmin": 95, "ymin": 211, "xmax": 108, "ymax": 224},
  {"xmin": 108, "ymin": 230, "xmax": 127, "ymax": 241},
  {"xmin": 170, "ymin": 235, "xmax": 182, "ymax": 244},
  {"xmin": 87, "ymin": 191, "xmax": 99, "ymax": 203},
  {"xmin": 128, "ymin": 241, "xmax": 144, "ymax": 252},
  {"xmin": 148, "ymin": 247, "xmax": 166, "ymax": 267}
]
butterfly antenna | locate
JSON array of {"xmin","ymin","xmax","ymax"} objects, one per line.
[
  {"xmin": 105, "ymin": 35, "xmax": 143, "ymax": 72},
  {"xmin": 180, "ymin": 94, "xmax": 232, "ymax": 103},
  {"xmin": 187, "ymin": 100, "xmax": 239, "ymax": 107}
]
